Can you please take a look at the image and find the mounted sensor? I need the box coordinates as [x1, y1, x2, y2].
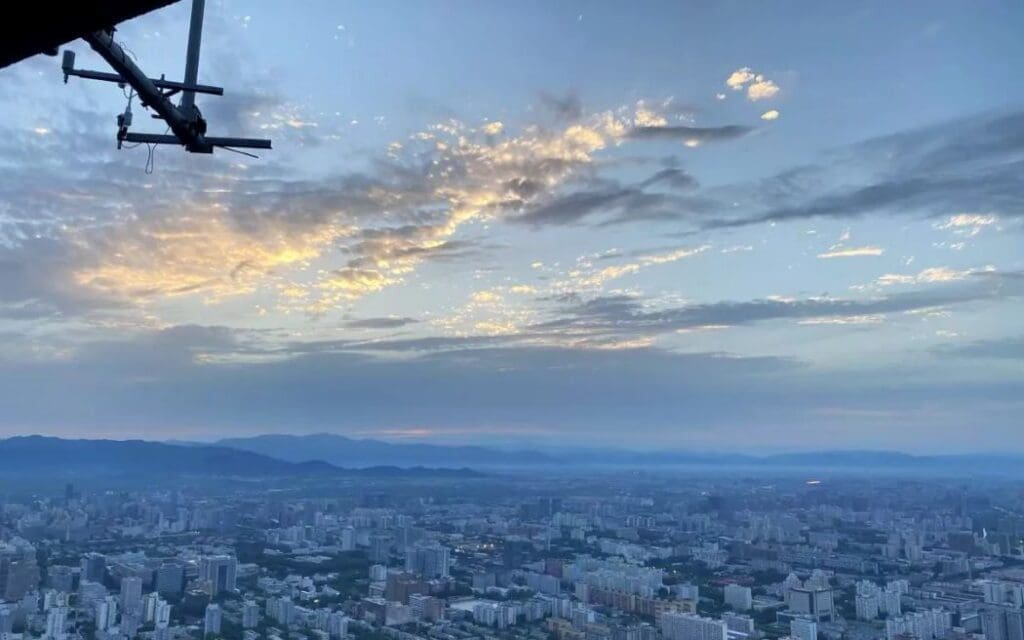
[61, 0, 271, 155]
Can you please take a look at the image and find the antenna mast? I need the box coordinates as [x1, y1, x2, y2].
[61, 0, 271, 155]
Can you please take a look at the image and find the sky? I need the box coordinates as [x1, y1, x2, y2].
[0, 0, 1022, 453]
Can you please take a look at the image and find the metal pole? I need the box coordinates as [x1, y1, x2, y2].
[180, 0, 206, 112]
[84, 30, 196, 147]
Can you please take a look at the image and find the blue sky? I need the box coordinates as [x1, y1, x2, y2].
[0, 1, 1022, 452]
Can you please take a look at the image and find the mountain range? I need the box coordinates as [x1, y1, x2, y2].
[1, 434, 1019, 478]
[0, 436, 480, 478]
[214, 433, 555, 468]
[214, 433, 1024, 475]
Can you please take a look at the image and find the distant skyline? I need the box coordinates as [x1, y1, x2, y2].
[0, 1, 1022, 453]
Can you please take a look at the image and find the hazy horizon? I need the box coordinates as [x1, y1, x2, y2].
[0, 430, 1019, 459]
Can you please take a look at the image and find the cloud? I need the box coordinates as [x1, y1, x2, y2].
[703, 110, 1024, 230]
[557, 245, 709, 290]
[760, 110, 780, 121]
[864, 265, 993, 289]
[342, 316, 419, 330]
[724, 67, 780, 101]
[726, 68, 756, 90]
[817, 246, 884, 259]
[797, 315, 884, 326]
[934, 213, 999, 237]
[0, 89, 750, 317]
[747, 79, 780, 101]
[937, 335, 1024, 361]
[536, 272, 1023, 340]
[481, 121, 504, 135]
[2, 318, 1020, 449]
[627, 124, 752, 146]
[511, 166, 704, 228]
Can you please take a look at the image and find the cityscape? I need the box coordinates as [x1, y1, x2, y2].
[0, 462, 1020, 640]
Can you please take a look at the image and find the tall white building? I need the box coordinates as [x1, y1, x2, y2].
[660, 612, 728, 640]
[143, 592, 161, 623]
[204, 604, 222, 637]
[886, 609, 952, 640]
[155, 600, 172, 629]
[327, 612, 349, 639]
[44, 607, 68, 640]
[120, 576, 143, 616]
[242, 601, 259, 629]
[95, 596, 119, 631]
[341, 527, 356, 551]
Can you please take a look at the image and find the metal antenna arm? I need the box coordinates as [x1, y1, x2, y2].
[83, 29, 213, 152]
[61, 0, 271, 157]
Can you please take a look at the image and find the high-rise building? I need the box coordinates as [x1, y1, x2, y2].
[660, 612, 728, 640]
[980, 607, 1022, 640]
[0, 605, 12, 634]
[81, 553, 106, 583]
[199, 556, 237, 596]
[78, 580, 107, 609]
[386, 572, 429, 604]
[791, 618, 817, 640]
[242, 601, 259, 629]
[885, 610, 953, 640]
[266, 596, 294, 626]
[789, 587, 834, 622]
[155, 600, 172, 629]
[369, 564, 388, 582]
[405, 544, 450, 578]
[45, 607, 68, 640]
[0, 540, 41, 601]
[120, 576, 143, 616]
[369, 534, 392, 563]
[327, 612, 349, 638]
[143, 593, 161, 623]
[341, 527, 356, 551]
[95, 596, 119, 631]
[722, 613, 755, 636]
[856, 594, 879, 621]
[985, 582, 1024, 609]
[204, 604, 222, 637]
[724, 584, 753, 611]
[156, 563, 185, 597]
[409, 594, 445, 621]
[4, 556, 40, 600]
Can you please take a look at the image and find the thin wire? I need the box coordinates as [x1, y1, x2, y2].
[217, 146, 260, 159]
[143, 125, 171, 174]
[117, 40, 138, 61]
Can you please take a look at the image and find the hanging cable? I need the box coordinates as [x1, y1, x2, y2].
[217, 146, 260, 159]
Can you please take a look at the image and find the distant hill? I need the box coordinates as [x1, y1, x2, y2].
[0, 436, 481, 478]
[213, 434, 1023, 476]
[214, 433, 554, 468]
